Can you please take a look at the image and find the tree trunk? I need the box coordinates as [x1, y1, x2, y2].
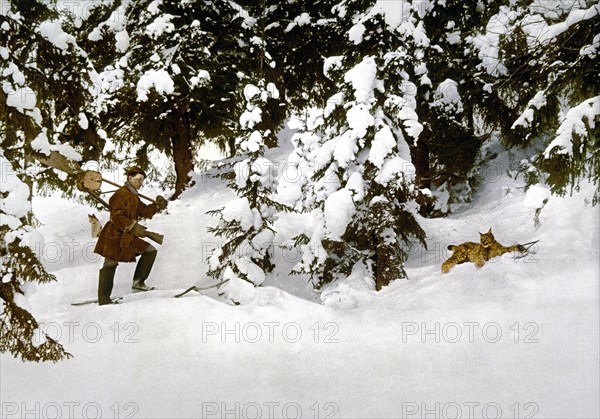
[413, 136, 431, 190]
[374, 237, 403, 291]
[171, 103, 194, 199]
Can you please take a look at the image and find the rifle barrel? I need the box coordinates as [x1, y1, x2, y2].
[101, 177, 157, 204]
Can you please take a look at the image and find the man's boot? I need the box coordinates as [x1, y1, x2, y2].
[132, 248, 157, 291]
[98, 266, 117, 305]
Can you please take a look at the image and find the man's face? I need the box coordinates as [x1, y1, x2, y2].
[128, 174, 145, 190]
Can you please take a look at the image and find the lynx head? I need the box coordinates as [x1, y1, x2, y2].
[479, 228, 496, 248]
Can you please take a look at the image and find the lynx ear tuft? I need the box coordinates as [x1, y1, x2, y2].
[488, 228, 492, 233]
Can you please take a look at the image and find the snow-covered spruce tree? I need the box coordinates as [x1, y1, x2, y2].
[0, 0, 103, 361]
[289, 1, 428, 292]
[205, 3, 292, 304]
[1, 1, 103, 196]
[468, 0, 599, 204]
[414, 0, 504, 216]
[89, 0, 245, 197]
[0, 156, 72, 362]
[206, 82, 287, 304]
[236, 0, 344, 113]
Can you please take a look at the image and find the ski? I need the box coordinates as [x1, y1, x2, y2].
[73, 282, 227, 305]
[72, 287, 157, 306]
[71, 296, 123, 306]
[132, 286, 156, 292]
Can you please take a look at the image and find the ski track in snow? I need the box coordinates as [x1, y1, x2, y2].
[1, 137, 599, 418]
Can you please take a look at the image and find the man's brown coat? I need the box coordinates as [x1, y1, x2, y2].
[94, 185, 159, 262]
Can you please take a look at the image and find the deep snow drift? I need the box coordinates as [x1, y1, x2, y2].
[1, 136, 598, 419]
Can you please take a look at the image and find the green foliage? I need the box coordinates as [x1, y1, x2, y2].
[0, 1, 98, 362]
[206, 81, 289, 289]
[466, 2, 599, 200]
[0, 230, 72, 362]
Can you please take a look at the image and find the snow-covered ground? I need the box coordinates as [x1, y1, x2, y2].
[1, 134, 598, 418]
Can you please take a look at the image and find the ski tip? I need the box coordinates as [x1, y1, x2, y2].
[71, 296, 123, 306]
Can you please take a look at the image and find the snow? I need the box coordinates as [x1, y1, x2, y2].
[375, 156, 416, 185]
[369, 124, 396, 168]
[333, 130, 358, 168]
[323, 55, 343, 79]
[324, 189, 355, 240]
[512, 91, 547, 129]
[524, 184, 551, 209]
[284, 12, 312, 33]
[346, 172, 365, 202]
[1, 140, 598, 418]
[535, 3, 599, 44]
[0, 180, 31, 220]
[348, 23, 366, 44]
[399, 104, 423, 140]
[3, 63, 24, 85]
[190, 70, 210, 88]
[239, 109, 262, 131]
[136, 68, 175, 101]
[321, 261, 375, 309]
[543, 96, 599, 157]
[353, 0, 426, 33]
[244, 84, 260, 101]
[0, 155, 46, 253]
[115, 30, 129, 52]
[236, 257, 266, 286]
[87, 27, 103, 41]
[1, 3, 599, 414]
[221, 271, 257, 304]
[4, 85, 37, 110]
[432, 79, 463, 114]
[234, 157, 274, 189]
[145, 14, 175, 38]
[469, 8, 512, 76]
[3, 64, 38, 110]
[147, 0, 162, 15]
[346, 103, 374, 136]
[472, 2, 598, 77]
[240, 131, 264, 153]
[38, 20, 76, 51]
[344, 57, 381, 103]
[0, 155, 31, 221]
[30, 130, 83, 161]
[266, 83, 279, 100]
[221, 197, 257, 232]
[580, 33, 599, 58]
[446, 30, 461, 44]
[78, 112, 89, 129]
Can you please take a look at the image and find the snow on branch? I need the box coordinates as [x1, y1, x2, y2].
[512, 91, 547, 129]
[543, 96, 599, 157]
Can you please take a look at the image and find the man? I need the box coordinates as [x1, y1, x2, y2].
[94, 166, 168, 305]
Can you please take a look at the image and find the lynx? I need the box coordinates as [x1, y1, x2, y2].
[88, 214, 102, 238]
[441, 228, 524, 273]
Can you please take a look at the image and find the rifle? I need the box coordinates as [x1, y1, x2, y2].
[144, 230, 164, 245]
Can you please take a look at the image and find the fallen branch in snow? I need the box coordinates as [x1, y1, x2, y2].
[173, 279, 231, 298]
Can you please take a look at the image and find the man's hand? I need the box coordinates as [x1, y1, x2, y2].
[130, 222, 148, 238]
[156, 195, 168, 210]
